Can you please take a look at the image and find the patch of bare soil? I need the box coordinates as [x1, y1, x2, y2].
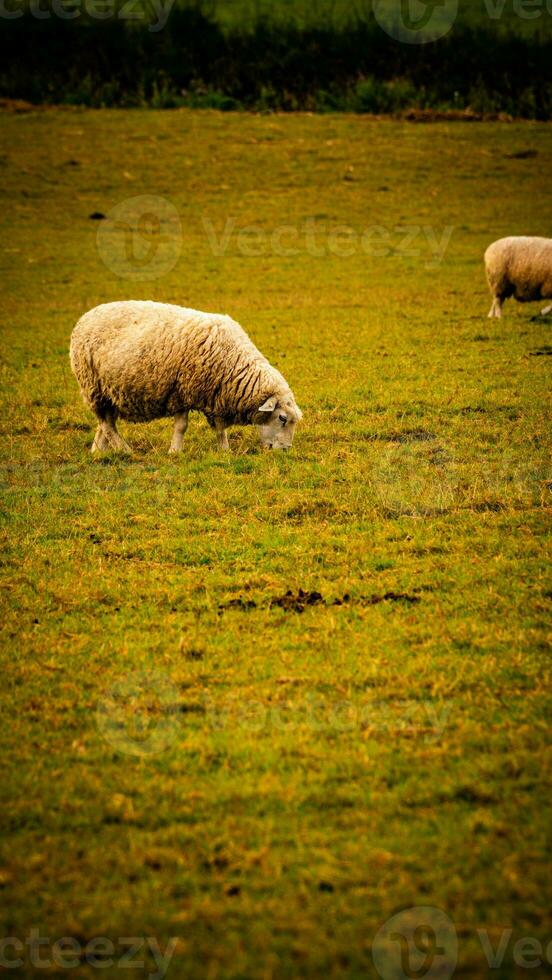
[399, 108, 513, 122]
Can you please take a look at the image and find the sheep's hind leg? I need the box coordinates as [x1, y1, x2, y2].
[540, 303, 552, 316]
[91, 423, 110, 454]
[214, 418, 229, 451]
[102, 410, 132, 453]
[169, 412, 189, 453]
[488, 297, 502, 318]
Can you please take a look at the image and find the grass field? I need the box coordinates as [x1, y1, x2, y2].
[203, 0, 552, 34]
[1, 107, 551, 978]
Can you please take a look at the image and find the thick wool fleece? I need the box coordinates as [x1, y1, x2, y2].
[70, 301, 296, 425]
[485, 236, 552, 303]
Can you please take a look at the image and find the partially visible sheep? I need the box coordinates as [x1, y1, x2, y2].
[70, 301, 302, 453]
[485, 236, 552, 318]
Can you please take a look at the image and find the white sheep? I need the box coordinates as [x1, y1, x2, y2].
[70, 301, 302, 453]
[485, 236, 552, 318]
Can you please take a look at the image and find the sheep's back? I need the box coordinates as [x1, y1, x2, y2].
[485, 237, 552, 300]
[70, 301, 268, 422]
[508, 238, 552, 298]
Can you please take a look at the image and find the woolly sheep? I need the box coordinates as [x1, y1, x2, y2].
[485, 236, 552, 318]
[70, 301, 302, 453]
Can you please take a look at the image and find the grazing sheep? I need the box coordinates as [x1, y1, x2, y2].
[70, 301, 302, 453]
[485, 236, 552, 318]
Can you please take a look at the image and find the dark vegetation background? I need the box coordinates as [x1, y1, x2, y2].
[1, 0, 551, 116]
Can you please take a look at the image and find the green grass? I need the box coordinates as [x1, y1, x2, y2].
[0, 108, 551, 978]
[199, 0, 552, 35]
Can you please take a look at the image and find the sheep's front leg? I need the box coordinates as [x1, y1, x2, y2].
[214, 418, 229, 451]
[541, 303, 552, 316]
[169, 412, 189, 454]
[488, 297, 502, 318]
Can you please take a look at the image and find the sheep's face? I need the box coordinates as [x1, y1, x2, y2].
[255, 395, 302, 450]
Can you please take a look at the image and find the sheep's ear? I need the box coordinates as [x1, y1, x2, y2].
[258, 396, 278, 414]
[295, 406, 303, 421]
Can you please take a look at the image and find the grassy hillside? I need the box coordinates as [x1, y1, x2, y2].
[0, 108, 551, 978]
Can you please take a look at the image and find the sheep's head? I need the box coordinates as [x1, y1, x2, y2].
[254, 395, 302, 450]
